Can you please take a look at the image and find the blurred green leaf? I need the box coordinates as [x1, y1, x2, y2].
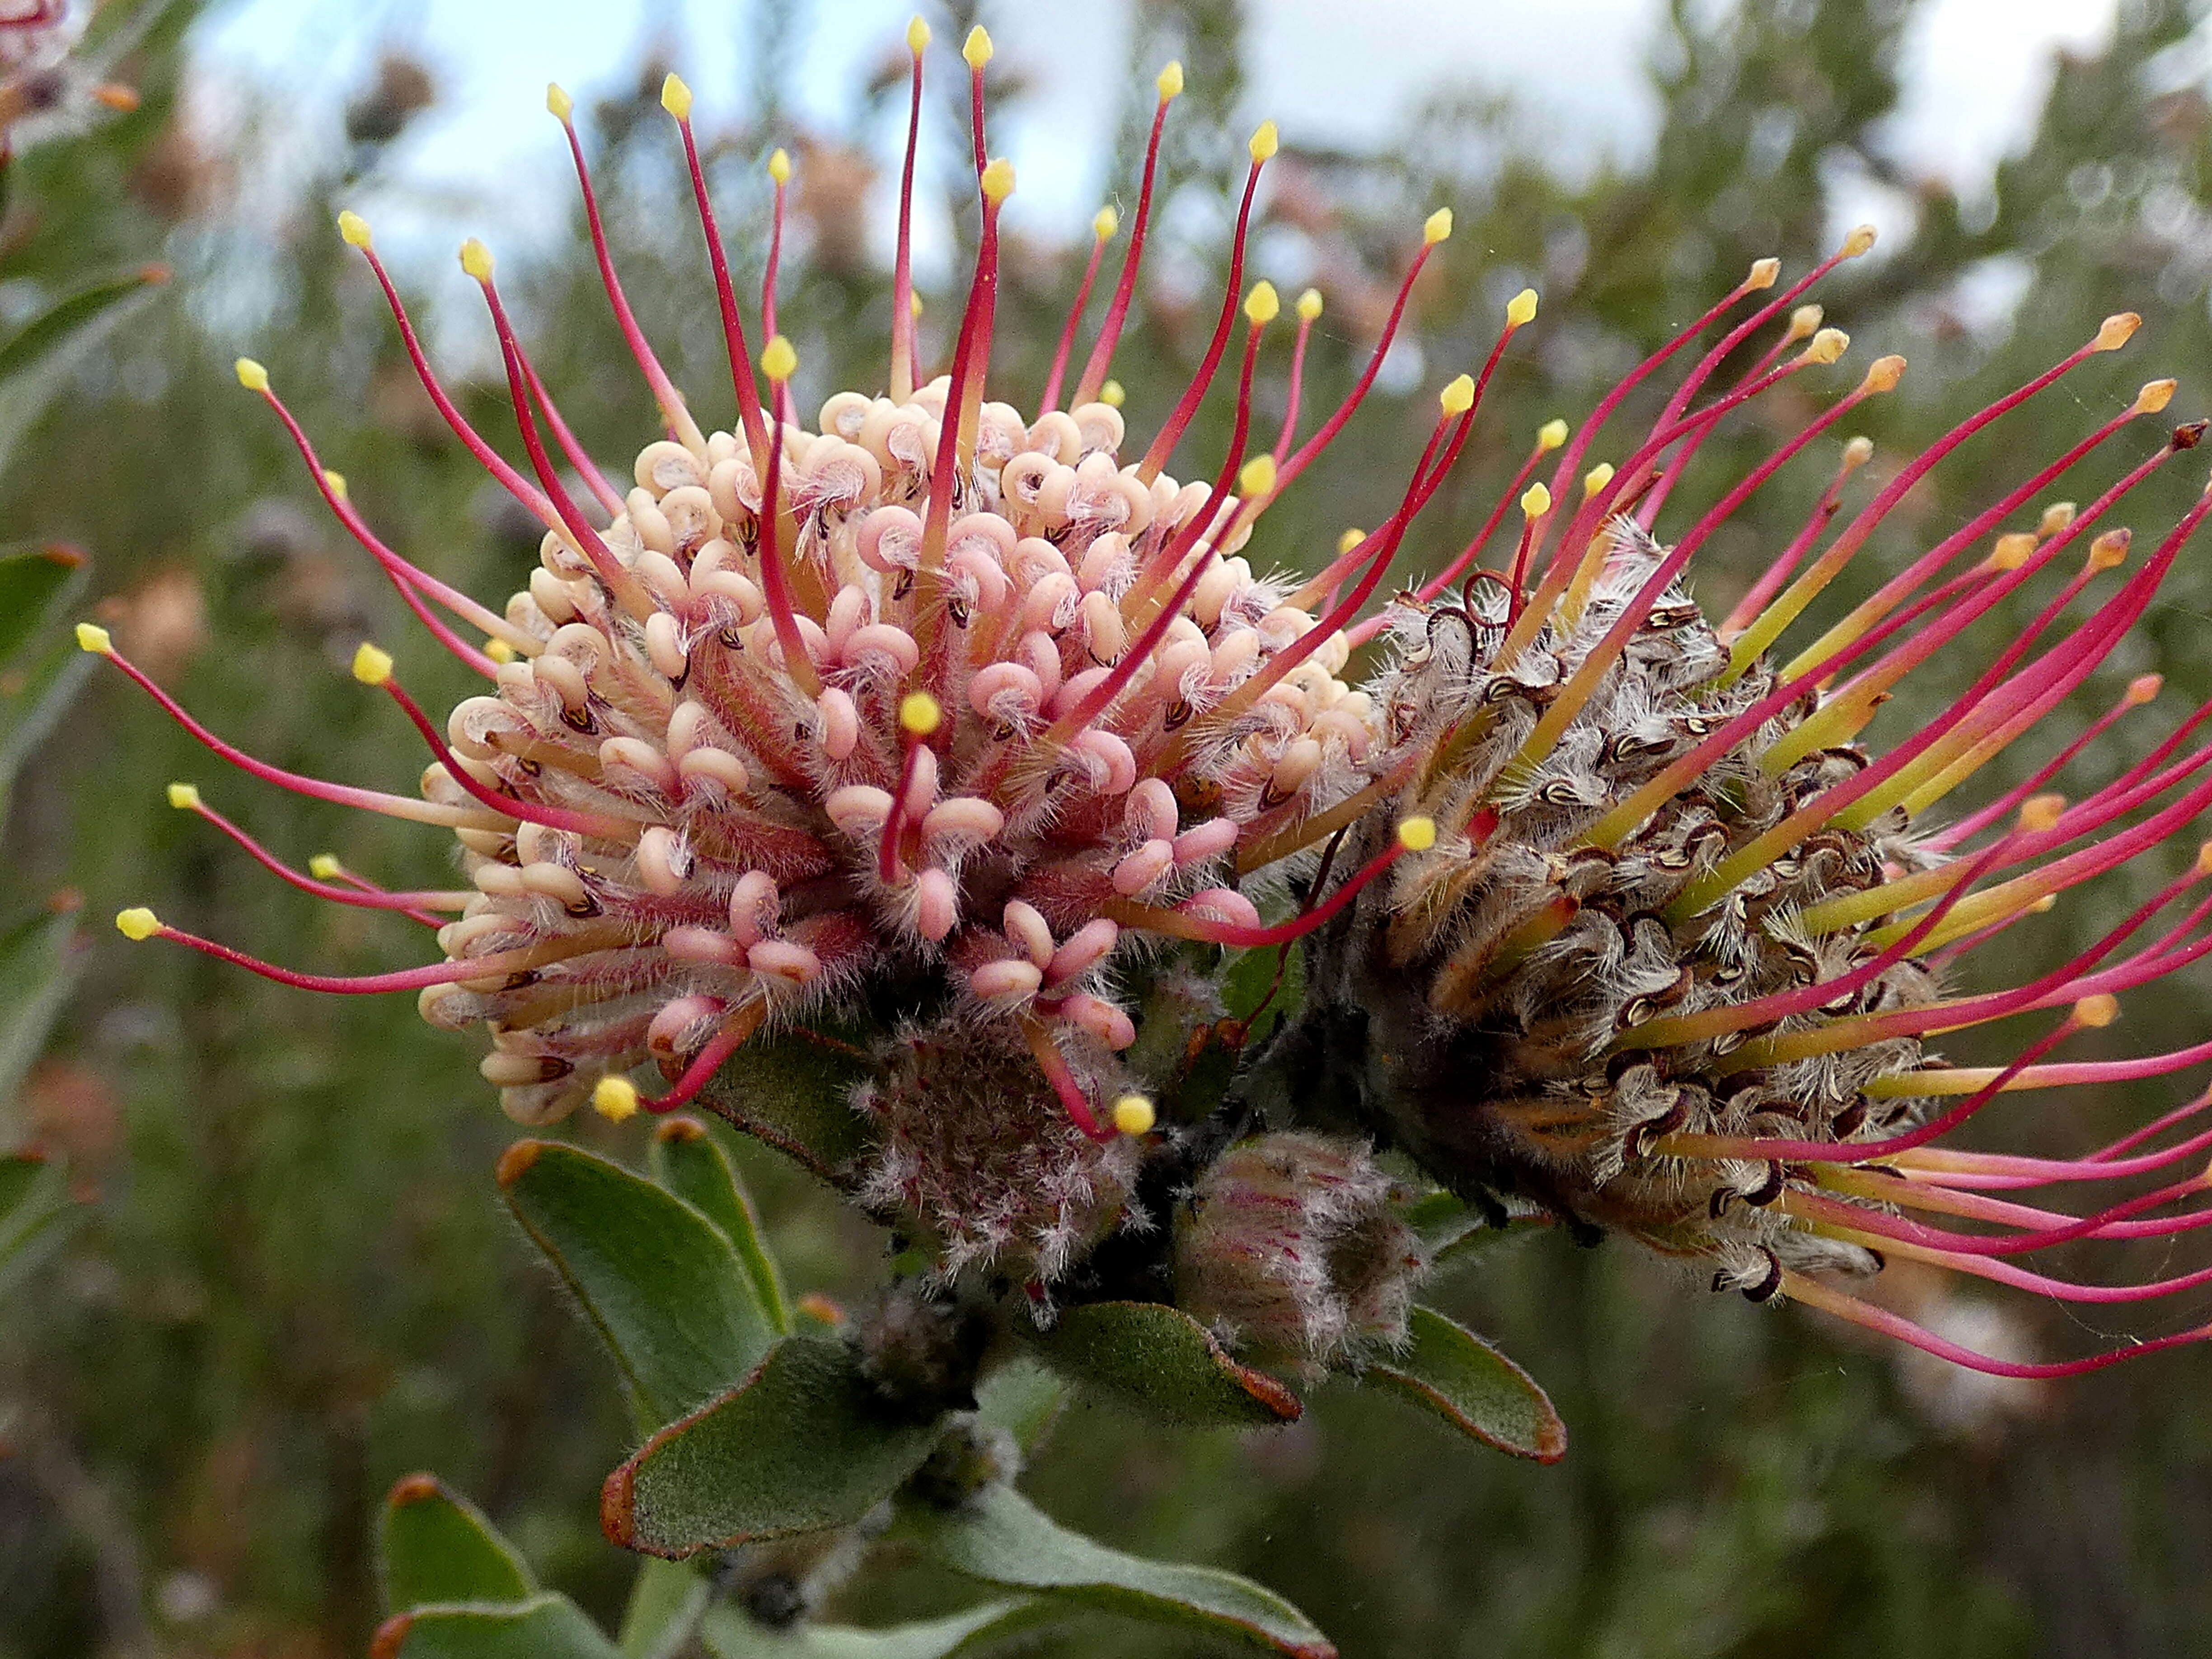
[1402, 1191, 1554, 1266]
[0, 542, 86, 663]
[1367, 1304, 1566, 1462]
[698, 1026, 876, 1181]
[0, 267, 168, 471]
[912, 1482, 1335, 1658]
[0, 907, 80, 1111]
[1032, 1301, 1301, 1428]
[0, 632, 94, 823]
[699, 1600, 1050, 1659]
[380, 1473, 536, 1611]
[602, 1335, 943, 1558]
[498, 1139, 779, 1428]
[370, 1593, 624, 1659]
[617, 1558, 710, 1658]
[0, 1149, 74, 1293]
[649, 1117, 789, 1336]
[972, 1353, 1066, 1455]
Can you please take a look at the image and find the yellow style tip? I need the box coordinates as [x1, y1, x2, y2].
[1295, 286, 1323, 321]
[1804, 327, 1850, 365]
[1537, 418, 1569, 452]
[1156, 60, 1184, 101]
[74, 622, 113, 655]
[1438, 373, 1476, 416]
[2018, 793, 2067, 833]
[1582, 461, 1615, 500]
[1099, 380, 1125, 407]
[234, 356, 269, 392]
[899, 689, 943, 737]
[308, 853, 344, 880]
[1248, 119, 1279, 162]
[351, 642, 394, 686]
[337, 209, 371, 248]
[1243, 280, 1281, 326]
[165, 782, 201, 811]
[592, 1075, 641, 1122]
[980, 155, 1016, 202]
[906, 15, 931, 54]
[1397, 815, 1438, 853]
[1746, 256, 1781, 291]
[545, 82, 573, 122]
[1111, 1093, 1157, 1136]
[1841, 223, 1878, 257]
[963, 24, 994, 68]
[1423, 206, 1453, 244]
[1504, 287, 1538, 327]
[2095, 312, 2141, 352]
[1520, 481, 1552, 519]
[115, 907, 161, 942]
[1336, 527, 1367, 556]
[1987, 531, 2036, 572]
[760, 334, 798, 382]
[768, 147, 791, 185]
[1787, 304, 1823, 341]
[486, 637, 516, 664]
[459, 238, 494, 281]
[1092, 205, 1119, 242]
[2136, 377, 2178, 415]
[1862, 355, 1906, 394]
[1237, 455, 1277, 500]
[2128, 672, 2163, 706]
[1842, 434, 1875, 467]
[660, 72, 693, 121]
[2074, 993, 2119, 1028]
[322, 469, 347, 501]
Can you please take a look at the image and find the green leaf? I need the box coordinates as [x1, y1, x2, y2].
[498, 1140, 778, 1429]
[697, 1026, 876, 1181]
[0, 267, 167, 471]
[699, 1600, 1050, 1659]
[972, 1354, 1066, 1455]
[380, 1473, 535, 1611]
[370, 1593, 624, 1659]
[1401, 1192, 1552, 1267]
[617, 1558, 709, 1659]
[0, 1150, 75, 1294]
[1366, 1305, 1565, 1462]
[0, 907, 83, 1110]
[1032, 1302, 1301, 1428]
[602, 1335, 943, 1559]
[0, 634, 94, 821]
[0, 542, 86, 665]
[649, 1118, 789, 1336]
[913, 1483, 1334, 1658]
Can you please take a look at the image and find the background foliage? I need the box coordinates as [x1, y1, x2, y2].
[6, 0, 2212, 1653]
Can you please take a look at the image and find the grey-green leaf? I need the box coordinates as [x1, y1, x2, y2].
[380, 1473, 536, 1612]
[0, 543, 86, 665]
[617, 1558, 710, 1659]
[649, 1118, 789, 1336]
[602, 1335, 942, 1558]
[972, 1354, 1066, 1455]
[498, 1139, 778, 1429]
[914, 1483, 1334, 1658]
[1367, 1304, 1566, 1462]
[698, 1599, 1050, 1658]
[697, 1026, 876, 1181]
[0, 907, 83, 1110]
[1033, 1301, 1300, 1428]
[370, 1593, 624, 1659]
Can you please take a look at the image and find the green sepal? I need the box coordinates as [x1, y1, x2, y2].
[648, 1118, 789, 1336]
[370, 1593, 624, 1659]
[909, 1482, 1334, 1658]
[699, 1599, 1051, 1658]
[1032, 1301, 1300, 1428]
[497, 1139, 778, 1429]
[380, 1473, 535, 1612]
[697, 1026, 876, 1181]
[601, 1335, 942, 1558]
[1366, 1304, 1565, 1462]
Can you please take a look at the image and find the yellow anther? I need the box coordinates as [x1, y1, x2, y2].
[1249, 119, 1279, 162]
[660, 72, 693, 121]
[75, 622, 112, 655]
[351, 642, 394, 686]
[768, 147, 791, 185]
[592, 1075, 641, 1122]
[545, 83, 573, 122]
[1746, 256, 1781, 290]
[906, 15, 931, 53]
[337, 210, 371, 248]
[1804, 327, 1849, 364]
[1861, 355, 1906, 394]
[323, 469, 347, 501]
[1582, 462, 1615, 500]
[2095, 312, 2141, 352]
[2074, 993, 2119, 1028]
[2136, 378, 2177, 415]
[1520, 481, 1552, 519]
[2018, 792, 2066, 833]
[910, 291, 924, 319]
[165, 783, 201, 811]
[2030, 895, 2057, 914]
[1787, 304, 1823, 341]
[1111, 1093, 1157, 1136]
[1842, 435, 1874, 467]
[1157, 61, 1184, 100]
[760, 334, 798, 382]
[1092, 206, 1119, 242]
[115, 907, 160, 942]
[1397, 815, 1438, 853]
[1841, 223, 1877, 257]
[1537, 418, 1569, 452]
[980, 156, 1016, 202]
[1423, 207, 1453, 244]
[1100, 380, 1125, 408]
[1295, 287, 1323, 321]
[963, 25, 993, 68]
[309, 853, 344, 880]
[1988, 532, 2036, 571]
[1237, 455, 1277, 500]
[1505, 287, 1538, 327]
[2128, 673, 2163, 705]
[1337, 528, 1366, 556]
[2089, 528, 2132, 571]
[1244, 280, 1280, 326]
[2039, 502, 2076, 536]
[459, 239, 493, 281]
[1439, 373, 1476, 416]
[900, 689, 943, 737]
[234, 357, 269, 392]
[486, 637, 516, 664]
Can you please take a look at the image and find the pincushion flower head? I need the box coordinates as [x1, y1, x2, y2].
[89, 20, 2212, 1379]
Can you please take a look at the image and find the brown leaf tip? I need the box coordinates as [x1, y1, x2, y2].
[598, 1461, 636, 1547]
[494, 1140, 545, 1187]
[653, 1115, 708, 1143]
[385, 1471, 443, 1507]
[368, 1613, 414, 1659]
